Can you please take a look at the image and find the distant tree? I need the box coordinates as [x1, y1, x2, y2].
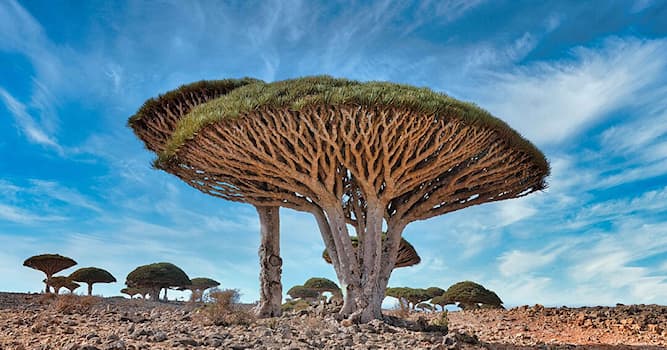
[416, 302, 434, 312]
[303, 277, 341, 301]
[385, 287, 432, 310]
[287, 285, 319, 302]
[23, 254, 77, 293]
[443, 281, 503, 310]
[63, 280, 80, 294]
[43, 276, 73, 294]
[426, 287, 445, 298]
[69, 267, 117, 296]
[179, 277, 220, 302]
[430, 294, 454, 311]
[121, 287, 148, 299]
[125, 262, 190, 301]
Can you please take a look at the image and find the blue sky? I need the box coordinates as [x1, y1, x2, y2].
[1, 0, 667, 306]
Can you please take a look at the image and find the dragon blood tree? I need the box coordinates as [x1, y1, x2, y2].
[128, 78, 284, 317]
[129, 76, 549, 322]
[43, 276, 73, 294]
[179, 277, 220, 302]
[69, 267, 117, 296]
[24, 254, 77, 293]
[303, 277, 342, 301]
[125, 262, 190, 301]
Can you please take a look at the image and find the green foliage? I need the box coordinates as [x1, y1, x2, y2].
[303, 277, 340, 294]
[443, 281, 503, 309]
[155, 76, 549, 177]
[287, 285, 319, 300]
[426, 287, 445, 298]
[431, 294, 454, 308]
[69, 267, 116, 284]
[125, 262, 190, 289]
[128, 78, 260, 127]
[430, 309, 449, 331]
[189, 277, 221, 290]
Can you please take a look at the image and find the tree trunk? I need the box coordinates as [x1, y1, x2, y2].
[163, 288, 168, 301]
[149, 288, 160, 301]
[254, 205, 283, 318]
[44, 273, 52, 294]
[87, 283, 93, 296]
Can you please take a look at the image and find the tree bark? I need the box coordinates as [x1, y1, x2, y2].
[254, 205, 283, 318]
[163, 287, 168, 301]
[87, 283, 93, 296]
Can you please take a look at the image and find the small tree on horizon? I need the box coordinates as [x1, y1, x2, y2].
[179, 277, 221, 302]
[43, 276, 76, 294]
[287, 285, 319, 302]
[23, 254, 77, 293]
[443, 281, 503, 310]
[125, 262, 190, 301]
[303, 277, 342, 302]
[69, 267, 117, 296]
[385, 287, 432, 311]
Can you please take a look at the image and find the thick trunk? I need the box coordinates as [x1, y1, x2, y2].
[44, 273, 52, 294]
[149, 287, 160, 301]
[254, 205, 283, 318]
[87, 283, 93, 296]
[163, 288, 168, 301]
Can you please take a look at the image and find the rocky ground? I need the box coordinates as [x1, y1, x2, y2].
[0, 292, 665, 350]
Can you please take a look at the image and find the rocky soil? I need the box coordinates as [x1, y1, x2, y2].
[1, 293, 665, 350]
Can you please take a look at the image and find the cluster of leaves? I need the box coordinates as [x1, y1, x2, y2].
[286, 277, 341, 305]
[194, 288, 254, 326]
[441, 281, 503, 310]
[23, 254, 116, 296]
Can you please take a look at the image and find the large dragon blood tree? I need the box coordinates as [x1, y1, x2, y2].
[129, 76, 549, 323]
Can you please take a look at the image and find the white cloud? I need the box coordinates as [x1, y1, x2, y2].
[477, 37, 667, 145]
[0, 88, 63, 152]
[0, 203, 66, 224]
[498, 249, 560, 277]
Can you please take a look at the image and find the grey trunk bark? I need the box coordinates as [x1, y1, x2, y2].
[254, 205, 283, 318]
[87, 283, 93, 296]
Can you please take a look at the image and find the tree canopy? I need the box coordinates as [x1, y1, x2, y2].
[69, 267, 117, 295]
[287, 285, 319, 300]
[43, 276, 77, 294]
[443, 281, 503, 310]
[385, 287, 432, 310]
[125, 262, 190, 301]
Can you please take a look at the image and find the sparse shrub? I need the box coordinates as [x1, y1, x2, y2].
[51, 294, 100, 314]
[194, 288, 254, 326]
[430, 309, 448, 331]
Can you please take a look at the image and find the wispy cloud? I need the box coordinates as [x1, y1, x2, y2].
[0, 87, 63, 153]
[475, 37, 667, 145]
[0, 203, 66, 224]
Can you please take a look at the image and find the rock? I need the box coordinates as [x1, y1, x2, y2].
[172, 337, 199, 346]
[150, 331, 167, 342]
[103, 341, 125, 350]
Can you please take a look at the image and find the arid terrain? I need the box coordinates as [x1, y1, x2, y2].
[1, 292, 665, 350]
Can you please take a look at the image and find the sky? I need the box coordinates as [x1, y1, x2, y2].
[1, 0, 667, 307]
